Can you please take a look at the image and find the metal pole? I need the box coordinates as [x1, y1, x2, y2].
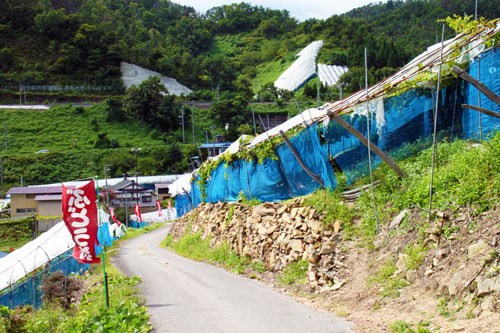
[4, 110, 7, 152]
[19, 82, 21, 105]
[0, 158, 3, 199]
[478, 55, 482, 140]
[317, 69, 320, 107]
[103, 164, 111, 208]
[429, 24, 446, 216]
[475, 0, 478, 20]
[251, 107, 257, 135]
[181, 108, 185, 143]
[191, 107, 195, 144]
[95, 176, 110, 308]
[365, 48, 380, 234]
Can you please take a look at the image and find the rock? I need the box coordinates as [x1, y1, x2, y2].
[333, 220, 341, 234]
[468, 240, 491, 259]
[406, 270, 417, 283]
[331, 280, 346, 290]
[276, 205, 288, 215]
[448, 271, 463, 296]
[396, 254, 408, 271]
[290, 207, 300, 219]
[320, 242, 335, 255]
[480, 296, 496, 312]
[476, 277, 500, 297]
[389, 209, 408, 229]
[282, 213, 293, 224]
[290, 239, 304, 252]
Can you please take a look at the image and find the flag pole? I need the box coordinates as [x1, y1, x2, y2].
[95, 176, 110, 308]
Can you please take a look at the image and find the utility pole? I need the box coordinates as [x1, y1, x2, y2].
[209, 126, 216, 157]
[0, 159, 3, 199]
[191, 107, 195, 144]
[180, 108, 185, 143]
[4, 110, 7, 152]
[317, 68, 320, 108]
[252, 107, 257, 135]
[103, 164, 112, 208]
[131, 148, 141, 206]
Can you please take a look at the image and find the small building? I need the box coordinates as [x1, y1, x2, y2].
[155, 183, 172, 201]
[198, 142, 232, 158]
[7, 186, 62, 218]
[108, 177, 157, 208]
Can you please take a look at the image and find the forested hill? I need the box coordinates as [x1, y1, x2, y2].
[1, 0, 499, 97]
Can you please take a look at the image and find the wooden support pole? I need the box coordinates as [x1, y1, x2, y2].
[278, 130, 325, 187]
[327, 111, 407, 178]
[452, 65, 500, 107]
[462, 104, 500, 119]
[182, 187, 194, 208]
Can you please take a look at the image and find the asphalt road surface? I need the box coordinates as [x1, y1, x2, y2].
[112, 224, 353, 333]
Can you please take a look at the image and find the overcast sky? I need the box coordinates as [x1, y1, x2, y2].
[173, 0, 388, 21]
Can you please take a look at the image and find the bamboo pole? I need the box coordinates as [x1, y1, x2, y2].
[278, 130, 324, 187]
[326, 111, 407, 178]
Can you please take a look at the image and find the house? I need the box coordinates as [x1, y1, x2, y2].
[198, 142, 232, 158]
[7, 186, 62, 218]
[108, 177, 157, 208]
[155, 183, 172, 201]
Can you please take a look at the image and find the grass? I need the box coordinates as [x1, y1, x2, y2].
[277, 260, 309, 285]
[4, 104, 164, 153]
[161, 232, 255, 274]
[369, 259, 409, 298]
[389, 320, 431, 333]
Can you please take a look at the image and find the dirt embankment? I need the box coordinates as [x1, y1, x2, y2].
[171, 201, 500, 332]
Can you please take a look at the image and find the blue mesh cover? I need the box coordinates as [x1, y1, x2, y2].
[175, 193, 192, 218]
[275, 123, 337, 195]
[0, 250, 89, 308]
[463, 49, 500, 139]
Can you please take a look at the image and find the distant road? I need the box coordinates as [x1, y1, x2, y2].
[112, 225, 353, 333]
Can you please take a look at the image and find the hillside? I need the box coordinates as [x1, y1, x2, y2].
[2, 0, 500, 95]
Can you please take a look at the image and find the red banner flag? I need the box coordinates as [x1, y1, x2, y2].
[167, 200, 173, 211]
[109, 207, 122, 227]
[135, 204, 142, 222]
[156, 201, 162, 217]
[62, 181, 101, 264]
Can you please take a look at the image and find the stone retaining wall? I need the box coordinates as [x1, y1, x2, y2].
[170, 199, 346, 290]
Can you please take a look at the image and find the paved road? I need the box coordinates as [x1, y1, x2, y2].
[112, 225, 352, 333]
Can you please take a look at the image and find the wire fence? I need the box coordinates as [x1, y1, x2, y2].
[1, 84, 121, 92]
[0, 249, 89, 309]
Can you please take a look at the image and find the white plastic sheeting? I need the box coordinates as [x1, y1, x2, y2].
[274, 41, 323, 92]
[0, 222, 73, 291]
[0, 210, 115, 291]
[168, 173, 193, 197]
[130, 208, 176, 223]
[121, 62, 192, 96]
[0, 105, 50, 110]
[317, 64, 349, 87]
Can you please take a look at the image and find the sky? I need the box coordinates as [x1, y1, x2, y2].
[173, 0, 388, 21]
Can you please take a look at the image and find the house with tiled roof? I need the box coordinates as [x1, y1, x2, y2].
[7, 186, 63, 218]
[108, 177, 156, 208]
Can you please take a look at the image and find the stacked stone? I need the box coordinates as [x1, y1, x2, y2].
[170, 199, 346, 290]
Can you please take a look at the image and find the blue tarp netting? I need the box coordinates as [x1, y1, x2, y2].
[463, 48, 500, 139]
[0, 250, 89, 308]
[177, 49, 500, 217]
[0, 223, 112, 308]
[175, 193, 192, 218]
